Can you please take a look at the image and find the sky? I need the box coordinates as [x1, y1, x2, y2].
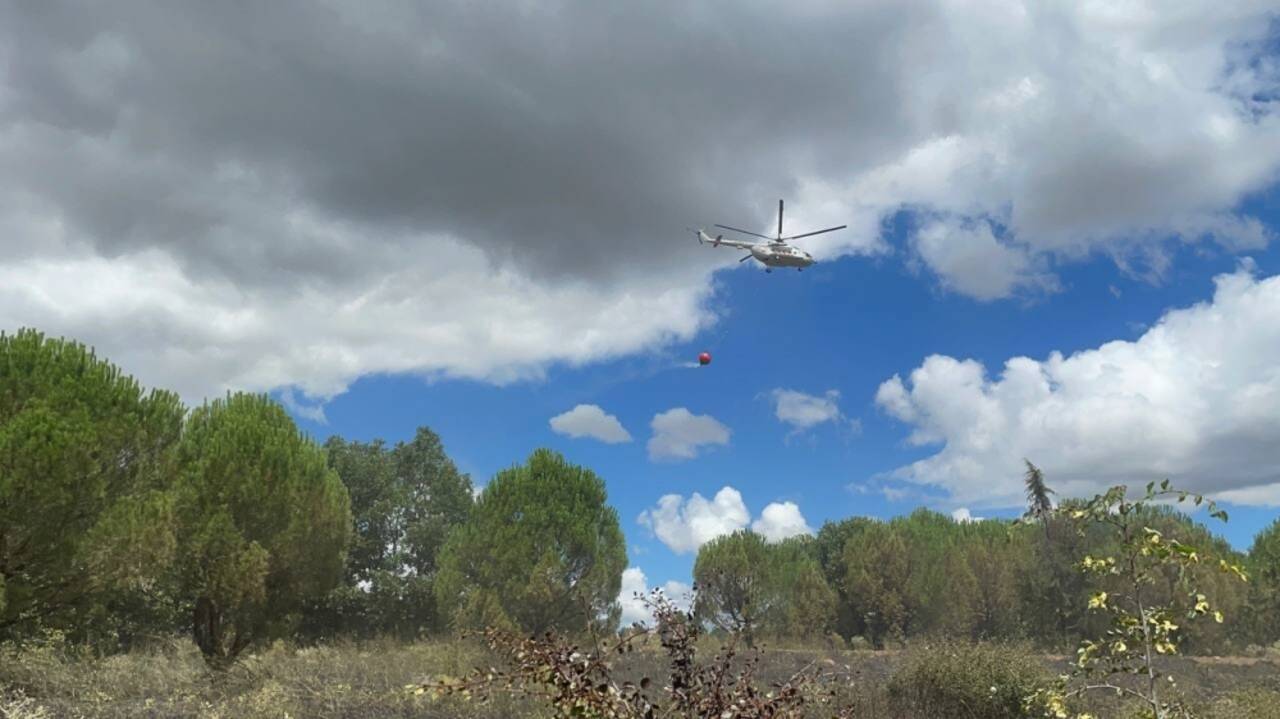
[2, 1, 1279, 623]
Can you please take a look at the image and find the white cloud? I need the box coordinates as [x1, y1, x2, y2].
[876, 267, 1280, 507]
[549, 404, 632, 444]
[638, 488, 817, 552]
[751, 502, 815, 542]
[618, 568, 649, 628]
[912, 219, 1057, 301]
[278, 387, 327, 424]
[0, 242, 713, 406]
[1214, 483, 1280, 507]
[618, 567, 693, 627]
[769, 389, 846, 432]
[647, 408, 730, 462]
[637, 487, 750, 554]
[951, 508, 983, 523]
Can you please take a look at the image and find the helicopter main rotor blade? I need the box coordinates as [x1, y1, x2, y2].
[715, 224, 774, 241]
[739, 254, 753, 262]
[782, 225, 847, 241]
[778, 199, 784, 238]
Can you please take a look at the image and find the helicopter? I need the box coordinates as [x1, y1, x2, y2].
[694, 199, 846, 272]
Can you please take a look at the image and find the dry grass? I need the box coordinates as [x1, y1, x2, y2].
[1, 636, 543, 718]
[1, 635, 1276, 718]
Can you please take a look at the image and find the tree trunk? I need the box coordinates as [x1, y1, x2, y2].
[193, 596, 232, 669]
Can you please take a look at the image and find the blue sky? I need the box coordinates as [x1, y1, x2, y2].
[289, 190, 1280, 591]
[3, 2, 1279, 605]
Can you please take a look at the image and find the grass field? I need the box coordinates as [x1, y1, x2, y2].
[3, 637, 1279, 718]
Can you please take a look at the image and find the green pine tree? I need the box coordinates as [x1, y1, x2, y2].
[0, 329, 184, 644]
[433, 449, 625, 636]
[175, 392, 351, 666]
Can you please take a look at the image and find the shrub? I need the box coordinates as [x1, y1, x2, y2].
[1206, 688, 1280, 719]
[416, 591, 860, 718]
[847, 635, 873, 652]
[886, 640, 1056, 719]
[0, 691, 52, 719]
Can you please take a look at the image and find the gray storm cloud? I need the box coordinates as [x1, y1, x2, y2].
[1, 1, 1277, 402]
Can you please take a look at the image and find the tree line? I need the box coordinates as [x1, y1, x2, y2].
[0, 329, 624, 665]
[2, 328, 1279, 666]
[697, 498, 1275, 654]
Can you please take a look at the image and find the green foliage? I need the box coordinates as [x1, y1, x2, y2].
[814, 516, 876, 639]
[887, 640, 1057, 719]
[1024, 460, 1055, 525]
[969, 532, 1029, 640]
[831, 511, 1044, 647]
[773, 541, 839, 640]
[9, 325, 1280, 676]
[433, 448, 626, 636]
[1245, 519, 1280, 646]
[174, 393, 351, 666]
[1028, 480, 1250, 719]
[693, 530, 775, 643]
[0, 329, 184, 645]
[842, 521, 912, 648]
[692, 532, 837, 644]
[304, 427, 473, 639]
[935, 549, 981, 638]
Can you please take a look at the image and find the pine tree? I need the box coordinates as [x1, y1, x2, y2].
[0, 329, 184, 644]
[175, 392, 351, 666]
[843, 524, 912, 648]
[1023, 460, 1055, 538]
[433, 449, 626, 636]
[1246, 519, 1280, 645]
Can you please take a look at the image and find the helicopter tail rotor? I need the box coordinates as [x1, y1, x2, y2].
[690, 228, 726, 247]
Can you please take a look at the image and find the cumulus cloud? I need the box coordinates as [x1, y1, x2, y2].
[951, 508, 983, 523]
[637, 487, 750, 554]
[751, 502, 815, 542]
[549, 404, 632, 444]
[647, 408, 730, 461]
[638, 488, 815, 553]
[618, 567, 692, 627]
[876, 267, 1280, 507]
[1, 1, 1277, 401]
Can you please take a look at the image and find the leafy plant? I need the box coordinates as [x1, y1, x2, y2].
[1025, 480, 1250, 719]
[303, 427, 473, 639]
[887, 640, 1056, 719]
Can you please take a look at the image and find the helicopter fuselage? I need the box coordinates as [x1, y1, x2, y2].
[752, 243, 814, 268]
